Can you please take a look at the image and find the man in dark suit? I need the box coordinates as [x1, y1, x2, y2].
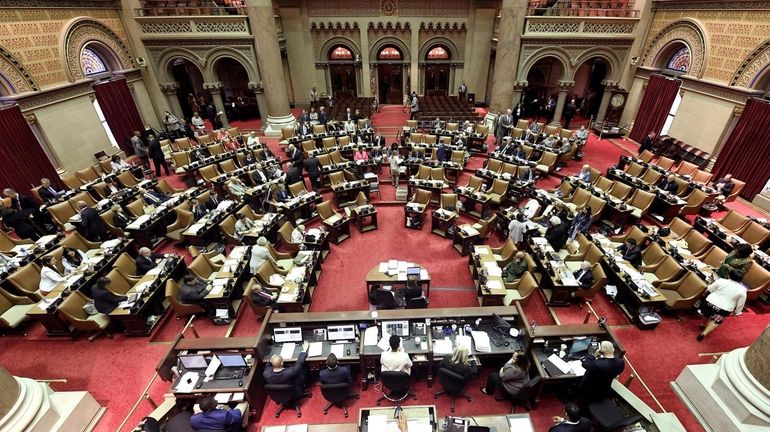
[713, 174, 736, 197]
[136, 247, 163, 276]
[657, 174, 679, 193]
[252, 164, 269, 185]
[580, 341, 625, 400]
[264, 341, 310, 397]
[285, 162, 303, 188]
[0, 206, 39, 240]
[638, 132, 656, 155]
[549, 403, 591, 432]
[318, 107, 328, 125]
[303, 156, 321, 191]
[545, 216, 568, 251]
[92, 277, 128, 314]
[572, 261, 594, 289]
[76, 201, 108, 241]
[191, 200, 208, 220]
[205, 191, 222, 210]
[179, 275, 212, 315]
[287, 144, 303, 167]
[617, 238, 643, 267]
[319, 353, 351, 385]
[147, 134, 170, 177]
[38, 178, 64, 203]
[4, 188, 51, 234]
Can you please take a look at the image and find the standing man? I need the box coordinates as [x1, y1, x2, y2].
[579, 341, 625, 400]
[304, 155, 321, 191]
[638, 131, 656, 155]
[496, 109, 514, 146]
[147, 134, 170, 177]
[131, 131, 149, 168]
[309, 87, 318, 109]
[563, 99, 577, 129]
[409, 92, 420, 120]
[163, 111, 181, 139]
[458, 81, 468, 102]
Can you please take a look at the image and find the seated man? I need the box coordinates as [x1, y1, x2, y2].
[549, 402, 591, 432]
[264, 341, 310, 396]
[139, 188, 169, 206]
[617, 238, 643, 267]
[399, 274, 423, 304]
[319, 353, 351, 384]
[249, 283, 282, 312]
[657, 174, 679, 193]
[136, 247, 164, 275]
[502, 252, 528, 283]
[233, 213, 256, 241]
[572, 261, 594, 290]
[712, 174, 736, 204]
[180, 274, 212, 315]
[544, 216, 568, 251]
[190, 395, 247, 432]
[574, 126, 589, 145]
[39, 177, 65, 203]
[380, 335, 412, 375]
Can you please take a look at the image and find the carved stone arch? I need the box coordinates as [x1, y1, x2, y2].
[60, 17, 133, 82]
[731, 38, 770, 88]
[572, 47, 622, 82]
[0, 45, 38, 93]
[641, 19, 708, 78]
[156, 48, 206, 82]
[319, 37, 361, 62]
[205, 47, 259, 83]
[518, 47, 572, 81]
[369, 37, 410, 62]
[418, 37, 460, 61]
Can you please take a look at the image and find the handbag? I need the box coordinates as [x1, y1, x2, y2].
[82, 301, 98, 316]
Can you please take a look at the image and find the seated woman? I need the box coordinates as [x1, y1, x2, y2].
[576, 164, 592, 182]
[110, 155, 131, 173]
[91, 277, 128, 314]
[233, 213, 256, 241]
[481, 351, 529, 396]
[502, 252, 528, 283]
[227, 177, 248, 199]
[61, 246, 88, 274]
[716, 243, 753, 279]
[439, 345, 478, 380]
[39, 256, 65, 295]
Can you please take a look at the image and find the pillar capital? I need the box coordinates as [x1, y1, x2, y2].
[202, 81, 224, 93]
[733, 105, 744, 117]
[159, 82, 179, 94]
[514, 80, 528, 91]
[601, 79, 620, 89]
[558, 80, 575, 90]
[248, 81, 264, 94]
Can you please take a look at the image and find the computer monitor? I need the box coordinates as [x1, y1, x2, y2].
[179, 354, 207, 370]
[327, 324, 356, 341]
[407, 267, 420, 277]
[383, 320, 410, 337]
[218, 354, 247, 368]
[273, 327, 303, 343]
[568, 338, 593, 356]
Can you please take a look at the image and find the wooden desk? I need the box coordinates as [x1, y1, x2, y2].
[453, 224, 480, 256]
[456, 186, 490, 219]
[430, 209, 458, 238]
[183, 201, 241, 245]
[365, 262, 431, 299]
[350, 205, 378, 233]
[331, 180, 370, 206]
[270, 192, 322, 226]
[527, 237, 581, 306]
[240, 212, 285, 245]
[469, 245, 506, 306]
[124, 190, 202, 248]
[407, 179, 447, 204]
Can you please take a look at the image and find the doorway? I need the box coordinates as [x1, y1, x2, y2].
[170, 58, 205, 119]
[423, 45, 451, 96]
[377, 46, 404, 104]
[329, 45, 357, 98]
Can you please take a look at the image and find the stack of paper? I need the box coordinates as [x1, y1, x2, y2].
[455, 335, 472, 352]
[377, 332, 393, 351]
[280, 343, 296, 359]
[363, 326, 379, 346]
[568, 360, 586, 376]
[547, 354, 572, 374]
[307, 342, 323, 357]
[433, 338, 453, 355]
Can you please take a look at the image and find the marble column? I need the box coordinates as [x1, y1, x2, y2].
[550, 80, 574, 127]
[203, 82, 228, 128]
[360, 30, 371, 97]
[596, 79, 619, 124]
[513, 81, 528, 107]
[248, 81, 269, 128]
[245, 0, 295, 136]
[488, 0, 528, 113]
[159, 82, 183, 119]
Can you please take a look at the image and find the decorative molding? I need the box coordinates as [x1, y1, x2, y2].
[248, 81, 264, 94]
[0, 46, 38, 94]
[558, 80, 576, 89]
[521, 37, 633, 46]
[202, 81, 224, 92]
[310, 22, 360, 31]
[653, 1, 770, 10]
[23, 113, 37, 124]
[89, 94, 96, 102]
[419, 22, 467, 33]
[733, 106, 744, 117]
[514, 81, 529, 90]
[731, 38, 770, 88]
[640, 20, 707, 78]
[0, 0, 119, 7]
[63, 18, 134, 82]
[601, 79, 620, 89]
[634, 67, 760, 105]
[525, 18, 637, 36]
[159, 82, 179, 94]
[1, 80, 95, 111]
[381, 0, 397, 17]
[137, 17, 250, 36]
[142, 38, 255, 47]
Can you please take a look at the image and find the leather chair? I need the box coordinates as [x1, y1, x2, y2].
[61, 173, 83, 189]
[47, 201, 78, 232]
[105, 269, 137, 295]
[189, 254, 222, 280]
[639, 169, 662, 185]
[716, 210, 750, 233]
[188, 245, 226, 266]
[199, 165, 222, 184]
[328, 171, 345, 187]
[673, 161, 698, 177]
[165, 279, 204, 318]
[59, 291, 112, 341]
[743, 263, 770, 301]
[266, 244, 295, 272]
[738, 222, 770, 247]
[548, 181, 574, 197]
[503, 271, 537, 306]
[172, 152, 190, 174]
[655, 156, 675, 171]
[610, 226, 648, 246]
[218, 215, 239, 243]
[491, 239, 517, 267]
[587, 167, 602, 184]
[7, 263, 42, 301]
[76, 166, 100, 183]
[564, 233, 591, 258]
[264, 384, 311, 418]
[564, 188, 591, 209]
[318, 201, 350, 244]
[691, 169, 712, 184]
[656, 271, 707, 311]
[288, 181, 307, 197]
[99, 209, 125, 238]
[69, 191, 98, 208]
[639, 243, 667, 271]
[197, 135, 213, 145]
[645, 256, 685, 287]
[487, 179, 509, 206]
[207, 143, 226, 156]
[589, 398, 644, 431]
[681, 189, 708, 216]
[117, 171, 141, 188]
[593, 176, 614, 192]
[451, 150, 464, 165]
[219, 159, 238, 173]
[572, 263, 607, 301]
[495, 376, 541, 413]
[406, 296, 429, 309]
[376, 371, 416, 406]
[114, 253, 141, 281]
[584, 195, 606, 222]
[374, 288, 403, 309]
[405, 189, 431, 229]
[535, 151, 558, 175]
[320, 382, 359, 417]
[681, 229, 712, 256]
[431, 167, 449, 184]
[725, 179, 746, 202]
[608, 182, 632, 200]
[465, 175, 485, 190]
[414, 165, 432, 180]
[673, 177, 690, 197]
[126, 199, 146, 218]
[0, 230, 33, 254]
[175, 137, 192, 150]
[434, 368, 471, 413]
[0, 287, 34, 331]
[166, 209, 194, 242]
[255, 260, 288, 291]
[693, 245, 727, 266]
[61, 232, 101, 252]
[277, 221, 301, 253]
[237, 205, 260, 221]
[473, 214, 497, 240]
[624, 162, 645, 177]
[638, 150, 655, 163]
[516, 119, 529, 129]
[624, 189, 655, 219]
[665, 217, 692, 239]
[243, 277, 270, 320]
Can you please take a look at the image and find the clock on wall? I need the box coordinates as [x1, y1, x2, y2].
[607, 91, 628, 124]
[610, 93, 626, 109]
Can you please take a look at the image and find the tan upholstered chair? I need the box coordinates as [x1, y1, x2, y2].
[0, 287, 34, 330]
[104, 269, 136, 295]
[166, 209, 194, 241]
[608, 182, 632, 200]
[255, 260, 288, 290]
[486, 159, 503, 173]
[114, 253, 141, 281]
[639, 242, 667, 271]
[665, 217, 692, 239]
[430, 167, 449, 183]
[535, 151, 558, 175]
[691, 169, 712, 184]
[657, 271, 707, 311]
[625, 189, 655, 218]
[172, 152, 191, 174]
[189, 254, 223, 280]
[610, 226, 648, 245]
[673, 161, 698, 177]
[6, 263, 42, 301]
[157, 179, 187, 195]
[681, 189, 708, 216]
[75, 166, 100, 183]
[624, 162, 645, 178]
[726, 179, 746, 202]
[318, 201, 350, 244]
[593, 176, 613, 192]
[717, 210, 750, 233]
[646, 256, 685, 286]
[414, 165, 431, 180]
[490, 239, 517, 267]
[744, 264, 770, 301]
[693, 245, 727, 266]
[0, 230, 33, 254]
[639, 169, 662, 185]
[48, 201, 77, 232]
[681, 229, 712, 256]
[117, 171, 141, 188]
[638, 150, 655, 163]
[165, 279, 205, 318]
[738, 222, 770, 247]
[655, 157, 675, 171]
[564, 188, 590, 209]
[465, 175, 485, 190]
[503, 271, 537, 306]
[126, 199, 146, 219]
[277, 221, 301, 253]
[61, 232, 101, 252]
[487, 179, 509, 206]
[61, 174, 83, 189]
[243, 278, 270, 320]
[59, 291, 112, 341]
[572, 263, 607, 301]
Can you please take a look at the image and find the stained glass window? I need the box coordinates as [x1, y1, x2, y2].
[330, 46, 353, 60]
[378, 47, 402, 60]
[81, 47, 107, 76]
[427, 46, 449, 60]
[666, 46, 690, 73]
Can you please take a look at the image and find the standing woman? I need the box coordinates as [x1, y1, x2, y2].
[389, 150, 402, 186]
[697, 270, 747, 341]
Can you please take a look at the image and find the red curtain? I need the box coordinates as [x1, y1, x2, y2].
[93, 78, 144, 155]
[629, 74, 681, 143]
[0, 104, 63, 194]
[712, 98, 770, 200]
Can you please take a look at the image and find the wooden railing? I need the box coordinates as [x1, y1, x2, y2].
[527, 0, 639, 18]
[135, 1, 246, 17]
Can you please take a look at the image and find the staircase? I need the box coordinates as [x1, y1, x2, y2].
[0, 376, 102, 432]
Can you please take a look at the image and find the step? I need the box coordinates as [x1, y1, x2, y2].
[45, 392, 102, 432]
[0, 378, 52, 432]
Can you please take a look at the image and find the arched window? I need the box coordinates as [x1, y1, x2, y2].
[81, 47, 108, 76]
[666, 46, 690, 72]
[426, 46, 449, 60]
[378, 46, 402, 60]
[330, 46, 353, 60]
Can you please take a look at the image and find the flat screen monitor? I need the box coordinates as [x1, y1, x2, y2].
[218, 354, 247, 368]
[383, 320, 410, 337]
[179, 354, 207, 370]
[569, 338, 593, 355]
[273, 327, 303, 343]
[407, 267, 420, 277]
[327, 324, 356, 341]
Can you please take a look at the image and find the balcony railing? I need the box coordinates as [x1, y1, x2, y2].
[135, 1, 245, 17]
[527, 0, 639, 18]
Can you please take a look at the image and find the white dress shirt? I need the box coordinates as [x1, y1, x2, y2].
[706, 278, 747, 314]
[39, 266, 65, 294]
[380, 350, 413, 375]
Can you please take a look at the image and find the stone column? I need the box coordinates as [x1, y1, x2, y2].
[550, 80, 574, 127]
[203, 82, 228, 128]
[248, 81, 269, 128]
[410, 28, 419, 94]
[596, 79, 619, 124]
[360, 29, 371, 97]
[489, 0, 528, 113]
[159, 82, 183, 118]
[513, 81, 528, 107]
[245, 0, 295, 136]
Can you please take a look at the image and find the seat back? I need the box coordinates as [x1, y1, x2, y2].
[682, 189, 707, 215]
[727, 179, 746, 202]
[406, 120, 418, 129]
[440, 194, 458, 211]
[219, 159, 237, 173]
[165, 279, 204, 317]
[320, 382, 352, 404]
[69, 191, 97, 208]
[114, 253, 138, 276]
[638, 150, 655, 163]
[628, 190, 655, 213]
[718, 210, 750, 233]
[640, 169, 661, 185]
[61, 174, 83, 189]
[126, 199, 146, 218]
[117, 171, 140, 188]
[172, 152, 190, 169]
[416, 165, 432, 180]
[486, 159, 503, 172]
[609, 182, 632, 200]
[674, 161, 698, 176]
[683, 229, 712, 255]
[281, 127, 295, 141]
[466, 176, 484, 190]
[381, 371, 411, 394]
[740, 222, 770, 246]
[667, 217, 692, 239]
[288, 181, 307, 197]
[490, 178, 508, 195]
[175, 137, 191, 150]
[189, 254, 216, 279]
[219, 215, 237, 242]
[673, 177, 690, 196]
[677, 271, 708, 299]
[7, 263, 41, 299]
[691, 169, 712, 184]
[406, 296, 428, 308]
[48, 201, 77, 229]
[412, 189, 432, 206]
[515, 271, 538, 304]
[744, 263, 770, 300]
[512, 376, 541, 403]
[437, 368, 468, 394]
[374, 288, 398, 308]
[317, 201, 337, 220]
[431, 167, 448, 183]
[76, 166, 99, 183]
[699, 246, 727, 267]
[265, 383, 297, 404]
[197, 135, 213, 145]
[278, 221, 300, 251]
[656, 156, 675, 170]
[59, 291, 95, 327]
[642, 242, 666, 266]
[594, 176, 613, 192]
[105, 268, 134, 295]
[653, 256, 684, 281]
[624, 162, 645, 177]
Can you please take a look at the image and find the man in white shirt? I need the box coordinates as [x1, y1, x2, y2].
[246, 131, 260, 147]
[380, 335, 412, 375]
[291, 224, 305, 244]
[191, 112, 206, 133]
[698, 270, 747, 341]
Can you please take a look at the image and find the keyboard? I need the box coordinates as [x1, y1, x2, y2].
[213, 367, 245, 380]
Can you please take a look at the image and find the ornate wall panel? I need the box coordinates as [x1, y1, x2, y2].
[137, 17, 250, 36]
[0, 46, 38, 93]
[306, 0, 379, 17]
[367, 22, 411, 60]
[418, 23, 466, 61]
[310, 22, 361, 62]
[731, 39, 770, 88]
[641, 19, 707, 78]
[63, 18, 133, 82]
[399, 0, 470, 18]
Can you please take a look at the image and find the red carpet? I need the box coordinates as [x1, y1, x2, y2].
[3, 108, 770, 432]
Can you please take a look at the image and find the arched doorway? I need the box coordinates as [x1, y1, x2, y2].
[423, 45, 451, 96]
[525, 57, 564, 121]
[377, 45, 404, 104]
[214, 57, 259, 121]
[572, 57, 609, 119]
[170, 58, 205, 119]
[328, 45, 357, 98]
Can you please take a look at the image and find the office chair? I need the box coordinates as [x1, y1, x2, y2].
[374, 288, 404, 309]
[588, 397, 643, 431]
[264, 383, 311, 418]
[495, 376, 541, 413]
[405, 296, 429, 309]
[434, 368, 471, 413]
[139, 417, 160, 432]
[320, 382, 359, 417]
[376, 371, 417, 406]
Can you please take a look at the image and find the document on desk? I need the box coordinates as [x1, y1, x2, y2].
[280, 343, 296, 359]
[330, 344, 345, 358]
[547, 354, 572, 375]
[470, 331, 491, 353]
[433, 337, 453, 355]
[214, 393, 231, 404]
[568, 360, 586, 377]
[263, 427, 286, 432]
[286, 425, 308, 432]
[486, 279, 503, 290]
[175, 372, 200, 393]
[364, 326, 379, 346]
[368, 415, 388, 432]
[307, 342, 323, 358]
[377, 332, 393, 351]
[420, 269, 429, 280]
[205, 355, 221, 378]
[455, 335, 472, 352]
[379, 262, 389, 273]
[507, 416, 534, 432]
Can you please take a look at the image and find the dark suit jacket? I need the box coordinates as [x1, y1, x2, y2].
[264, 352, 308, 395]
[11, 195, 38, 216]
[580, 355, 625, 399]
[148, 139, 164, 160]
[658, 179, 678, 193]
[285, 167, 302, 187]
[716, 178, 735, 196]
[112, 212, 129, 229]
[252, 170, 268, 185]
[91, 285, 127, 314]
[192, 205, 208, 220]
[319, 365, 351, 384]
[548, 418, 591, 432]
[618, 244, 643, 267]
[289, 148, 303, 165]
[136, 255, 159, 276]
[545, 223, 568, 251]
[80, 208, 107, 241]
[205, 196, 222, 210]
[39, 185, 62, 202]
[180, 279, 209, 303]
[304, 157, 321, 178]
[573, 268, 594, 289]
